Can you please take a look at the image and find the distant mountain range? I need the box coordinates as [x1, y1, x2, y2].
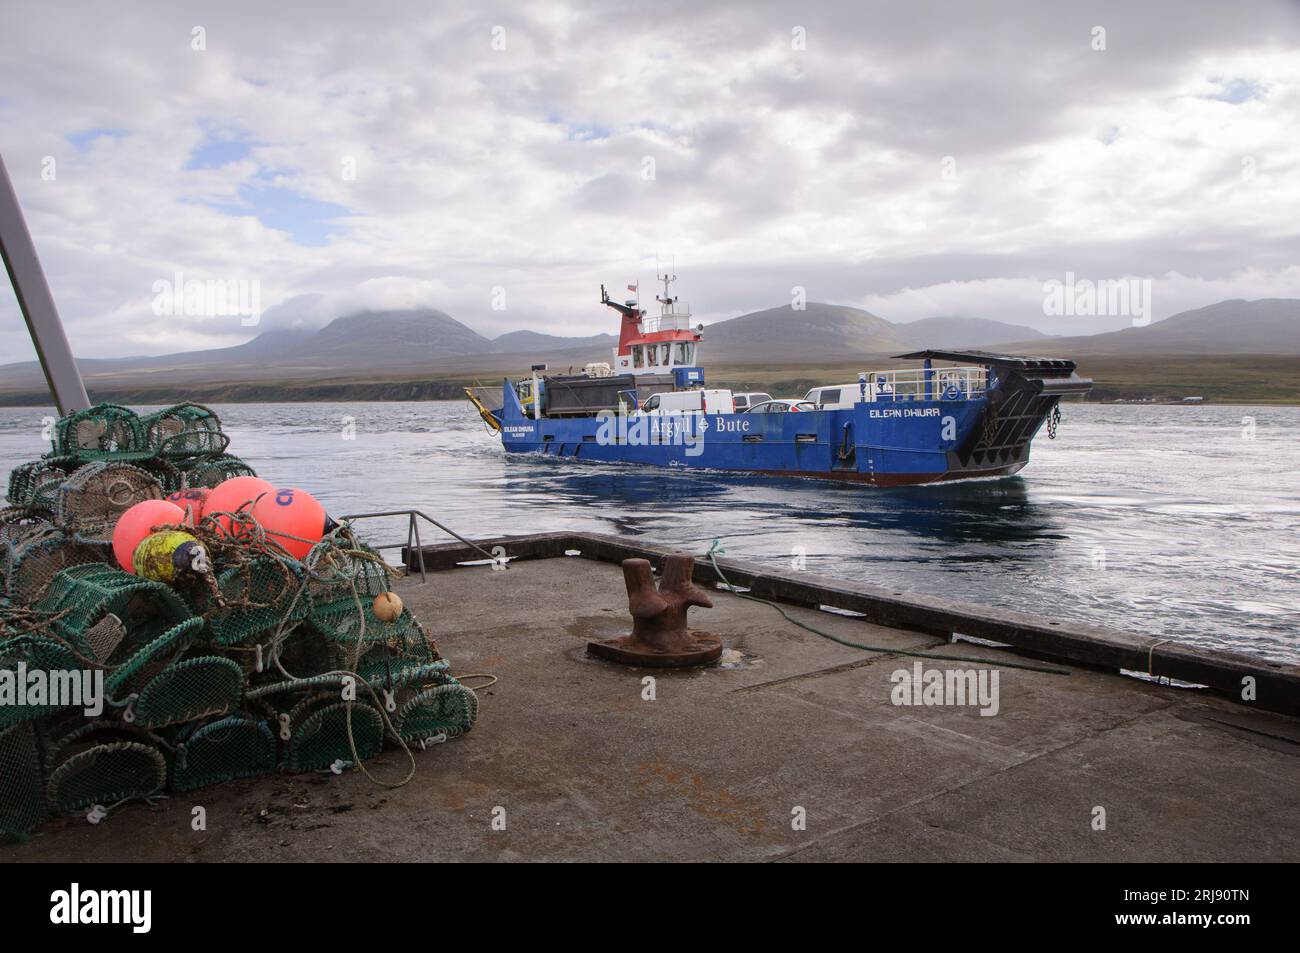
[700, 304, 1046, 361]
[1000, 298, 1300, 356]
[0, 297, 1295, 401]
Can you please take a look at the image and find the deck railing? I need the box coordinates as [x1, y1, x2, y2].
[337, 509, 504, 583]
[639, 310, 694, 333]
[863, 365, 989, 401]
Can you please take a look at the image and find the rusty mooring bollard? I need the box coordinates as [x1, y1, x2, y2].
[587, 555, 722, 667]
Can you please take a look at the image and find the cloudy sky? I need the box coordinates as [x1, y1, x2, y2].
[1, 0, 1299, 361]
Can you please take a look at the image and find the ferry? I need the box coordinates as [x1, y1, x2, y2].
[467, 274, 1092, 486]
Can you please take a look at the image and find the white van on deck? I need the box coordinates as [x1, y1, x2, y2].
[641, 389, 735, 415]
[802, 383, 864, 409]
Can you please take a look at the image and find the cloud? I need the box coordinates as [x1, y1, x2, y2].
[1, 0, 1298, 364]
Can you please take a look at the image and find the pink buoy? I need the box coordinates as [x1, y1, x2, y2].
[204, 476, 275, 537]
[165, 487, 210, 524]
[112, 499, 186, 572]
[250, 487, 329, 560]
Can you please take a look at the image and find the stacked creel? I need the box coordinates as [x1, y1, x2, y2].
[0, 403, 476, 842]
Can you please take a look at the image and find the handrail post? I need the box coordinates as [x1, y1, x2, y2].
[411, 513, 426, 583]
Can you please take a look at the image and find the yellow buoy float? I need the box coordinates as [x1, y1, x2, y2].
[132, 530, 212, 584]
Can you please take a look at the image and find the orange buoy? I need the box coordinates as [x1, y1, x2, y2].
[112, 499, 186, 572]
[165, 487, 210, 524]
[249, 487, 328, 559]
[204, 476, 275, 537]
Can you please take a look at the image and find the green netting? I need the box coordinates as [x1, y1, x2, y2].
[6, 457, 76, 510]
[2, 525, 104, 606]
[45, 722, 166, 814]
[0, 722, 46, 840]
[184, 454, 258, 488]
[202, 557, 310, 646]
[139, 402, 228, 460]
[34, 563, 193, 662]
[306, 544, 391, 603]
[124, 655, 245, 729]
[52, 404, 149, 461]
[310, 599, 416, 645]
[169, 713, 277, 792]
[355, 655, 447, 688]
[396, 681, 478, 744]
[284, 697, 384, 772]
[0, 633, 85, 727]
[54, 461, 163, 539]
[103, 616, 205, 702]
[252, 622, 349, 683]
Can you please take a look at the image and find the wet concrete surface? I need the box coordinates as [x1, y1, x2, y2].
[8, 556, 1299, 862]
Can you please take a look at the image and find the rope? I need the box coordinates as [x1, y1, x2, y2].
[454, 673, 499, 691]
[703, 540, 1070, 676]
[157, 512, 425, 788]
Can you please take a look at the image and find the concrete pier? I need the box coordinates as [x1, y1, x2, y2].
[6, 540, 1298, 862]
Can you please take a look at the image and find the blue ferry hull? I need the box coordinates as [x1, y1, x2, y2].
[496, 382, 1055, 486]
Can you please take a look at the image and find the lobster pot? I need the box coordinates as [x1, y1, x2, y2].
[168, 713, 277, 792]
[140, 403, 229, 460]
[111, 652, 245, 730]
[6, 457, 77, 511]
[396, 680, 479, 745]
[54, 461, 163, 540]
[44, 722, 167, 814]
[52, 403, 147, 461]
[306, 544, 392, 605]
[2, 525, 103, 606]
[34, 563, 193, 664]
[183, 454, 258, 489]
[348, 619, 440, 694]
[98, 617, 216, 726]
[0, 633, 85, 728]
[283, 696, 384, 773]
[309, 595, 421, 651]
[0, 722, 46, 841]
[202, 557, 310, 646]
[0, 507, 53, 539]
[255, 621, 351, 684]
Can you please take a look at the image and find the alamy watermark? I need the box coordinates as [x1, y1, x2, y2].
[0, 665, 104, 716]
[50, 883, 151, 933]
[890, 661, 1000, 716]
[594, 409, 705, 457]
[152, 271, 262, 326]
[1043, 272, 1152, 327]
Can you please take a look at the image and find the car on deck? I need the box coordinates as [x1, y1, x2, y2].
[745, 399, 817, 413]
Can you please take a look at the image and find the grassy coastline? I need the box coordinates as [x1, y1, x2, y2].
[0, 354, 1295, 407]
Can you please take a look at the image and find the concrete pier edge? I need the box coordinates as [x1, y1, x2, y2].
[402, 531, 1299, 717]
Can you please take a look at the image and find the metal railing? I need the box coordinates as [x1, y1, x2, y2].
[338, 509, 504, 583]
[638, 310, 694, 333]
[863, 365, 989, 402]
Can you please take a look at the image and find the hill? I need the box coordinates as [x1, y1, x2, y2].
[1002, 298, 1300, 356]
